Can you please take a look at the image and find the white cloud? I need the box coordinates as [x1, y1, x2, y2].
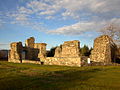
[45, 16, 54, 20]
[39, 10, 55, 15]
[48, 21, 104, 35]
[9, 0, 120, 20]
[18, 0, 120, 20]
[18, 6, 33, 14]
[48, 18, 120, 35]
[6, 0, 120, 35]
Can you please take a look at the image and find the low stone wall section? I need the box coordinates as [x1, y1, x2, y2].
[8, 57, 81, 67]
[44, 57, 81, 67]
[22, 60, 41, 64]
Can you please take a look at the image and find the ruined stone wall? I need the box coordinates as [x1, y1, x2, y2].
[34, 43, 47, 58]
[44, 57, 81, 67]
[25, 37, 35, 48]
[8, 42, 23, 63]
[90, 35, 117, 63]
[24, 37, 35, 60]
[9, 37, 47, 62]
[116, 48, 120, 59]
[54, 40, 80, 57]
[54, 46, 62, 57]
[22, 60, 41, 64]
[8, 38, 81, 67]
[49, 40, 81, 67]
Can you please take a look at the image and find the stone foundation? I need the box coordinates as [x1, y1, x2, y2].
[8, 59, 21, 63]
[8, 57, 81, 67]
[22, 60, 41, 64]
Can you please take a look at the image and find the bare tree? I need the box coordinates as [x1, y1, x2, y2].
[101, 23, 120, 46]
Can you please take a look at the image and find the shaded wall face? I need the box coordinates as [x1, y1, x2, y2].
[54, 46, 62, 57]
[116, 48, 120, 63]
[25, 48, 37, 60]
[23, 37, 39, 60]
[17, 43, 47, 60]
[34, 44, 47, 58]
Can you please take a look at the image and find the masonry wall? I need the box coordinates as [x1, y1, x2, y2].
[44, 57, 81, 67]
[90, 35, 117, 63]
[22, 60, 41, 64]
[11, 57, 81, 67]
[24, 37, 35, 60]
[34, 43, 47, 58]
[8, 42, 23, 63]
[8, 37, 47, 63]
[54, 40, 81, 57]
[116, 48, 120, 59]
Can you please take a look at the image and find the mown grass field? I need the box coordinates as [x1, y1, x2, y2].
[0, 61, 120, 90]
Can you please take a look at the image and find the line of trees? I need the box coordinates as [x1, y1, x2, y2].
[80, 45, 93, 57]
[47, 46, 57, 57]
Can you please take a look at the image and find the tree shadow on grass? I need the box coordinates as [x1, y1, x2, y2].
[23, 68, 102, 90]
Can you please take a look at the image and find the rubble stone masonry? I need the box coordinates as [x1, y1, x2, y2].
[90, 35, 117, 63]
[8, 35, 120, 67]
[8, 42, 23, 63]
[54, 40, 81, 57]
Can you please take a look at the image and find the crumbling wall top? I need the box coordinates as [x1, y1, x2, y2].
[25, 37, 35, 48]
[54, 40, 80, 57]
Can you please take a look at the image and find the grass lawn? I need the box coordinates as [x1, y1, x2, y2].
[0, 61, 120, 90]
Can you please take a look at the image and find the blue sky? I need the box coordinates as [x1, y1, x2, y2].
[0, 0, 120, 50]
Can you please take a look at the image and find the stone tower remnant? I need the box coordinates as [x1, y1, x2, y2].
[90, 35, 117, 63]
[9, 42, 23, 63]
[25, 37, 35, 48]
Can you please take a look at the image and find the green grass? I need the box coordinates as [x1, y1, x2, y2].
[0, 61, 120, 90]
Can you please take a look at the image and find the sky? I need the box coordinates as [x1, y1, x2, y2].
[0, 0, 120, 50]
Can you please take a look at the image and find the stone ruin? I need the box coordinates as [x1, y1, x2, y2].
[8, 38, 81, 67]
[90, 35, 119, 63]
[8, 35, 120, 67]
[116, 48, 120, 63]
[9, 42, 23, 63]
[54, 40, 80, 57]
[8, 37, 47, 63]
[44, 40, 81, 67]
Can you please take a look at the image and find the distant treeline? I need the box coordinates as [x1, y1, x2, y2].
[0, 50, 9, 59]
